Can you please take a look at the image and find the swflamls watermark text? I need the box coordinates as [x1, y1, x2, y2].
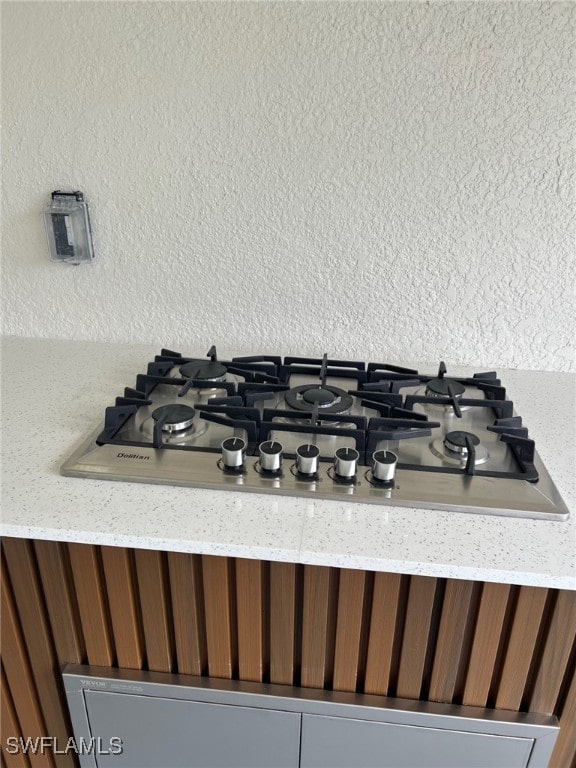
[3, 736, 123, 756]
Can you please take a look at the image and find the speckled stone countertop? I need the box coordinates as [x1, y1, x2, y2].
[1, 336, 575, 589]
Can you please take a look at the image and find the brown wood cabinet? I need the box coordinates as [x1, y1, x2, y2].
[1, 536, 575, 768]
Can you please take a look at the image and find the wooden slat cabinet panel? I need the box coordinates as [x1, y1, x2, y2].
[0, 562, 53, 768]
[428, 579, 478, 703]
[396, 576, 439, 699]
[1, 664, 32, 768]
[236, 558, 268, 682]
[269, 562, 299, 686]
[1, 537, 575, 768]
[133, 549, 174, 672]
[101, 546, 144, 670]
[495, 586, 549, 711]
[33, 541, 85, 665]
[168, 552, 207, 676]
[301, 565, 338, 689]
[364, 572, 403, 696]
[550, 655, 576, 768]
[201, 555, 236, 679]
[462, 582, 511, 707]
[332, 569, 368, 692]
[2, 539, 76, 768]
[67, 543, 114, 667]
[529, 591, 576, 714]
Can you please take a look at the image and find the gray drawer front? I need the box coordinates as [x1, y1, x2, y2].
[84, 690, 301, 768]
[300, 714, 534, 768]
[63, 666, 559, 768]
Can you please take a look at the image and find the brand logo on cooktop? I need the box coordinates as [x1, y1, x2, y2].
[117, 452, 150, 460]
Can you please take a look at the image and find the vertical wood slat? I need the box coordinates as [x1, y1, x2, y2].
[235, 559, 266, 682]
[0, 565, 52, 768]
[67, 543, 114, 667]
[301, 565, 338, 689]
[495, 585, 549, 711]
[529, 591, 576, 714]
[333, 569, 367, 692]
[168, 552, 207, 676]
[269, 562, 298, 686]
[462, 582, 511, 706]
[548, 651, 576, 768]
[428, 579, 477, 703]
[100, 546, 144, 670]
[396, 576, 438, 700]
[2, 539, 76, 768]
[364, 572, 402, 696]
[133, 549, 173, 672]
[1, 663, 32, 768]
[202, 555, 235, 679]
[33, 541, 85, 665]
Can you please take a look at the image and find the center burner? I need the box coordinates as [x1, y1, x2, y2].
[179, 361, 227, 382]
[152, 404, 196, 433]
[284, 384, 353, 415]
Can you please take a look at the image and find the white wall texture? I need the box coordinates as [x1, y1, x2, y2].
[1, 1, 574, 371]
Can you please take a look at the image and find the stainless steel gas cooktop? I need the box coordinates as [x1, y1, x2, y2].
[61, 348, 569, 520]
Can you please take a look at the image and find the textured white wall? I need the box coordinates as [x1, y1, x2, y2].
[1, 1, 574, 371]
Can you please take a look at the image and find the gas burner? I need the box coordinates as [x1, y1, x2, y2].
[426, 378, 466, 398]
[152, 404, 196, 433]
[416, 360, 475, 415]
[284, 385, 353, 415]
[425, 361, 465, 399]
[413, 381, 475, 415]
[179, 360, 227, 382]
[303, 388, 335, 406]
[430, 430, 489, 466]
[444, 430, 480, 454]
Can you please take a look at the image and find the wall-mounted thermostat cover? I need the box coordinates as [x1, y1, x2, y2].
[44, 191, 94, 264]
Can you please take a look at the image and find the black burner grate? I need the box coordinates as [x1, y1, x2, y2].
[93, 350, 538, 482]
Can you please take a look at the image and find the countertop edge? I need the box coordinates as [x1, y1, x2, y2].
[2, 522, 574, 590]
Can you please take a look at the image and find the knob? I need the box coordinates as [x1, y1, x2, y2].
[221, 437, 246, 468]
[259, 440, 283, 472]
[296, 444, 320, 475]
[333, 447, 359, 479]
[372, 450, 398, 483]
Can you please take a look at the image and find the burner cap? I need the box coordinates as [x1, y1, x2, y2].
[179, 360, 227, 381]
[152, 404, 196, 433]
[302, 388, 336, 406]
[426, 378, 466, 398]
[444, 430, 480, 454]
[284, 384, 353, 415]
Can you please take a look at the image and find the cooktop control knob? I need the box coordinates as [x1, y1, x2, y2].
[333, 447, 359, 479]
[296, 444, 320, 476]
[259, 440, 283, 472]
[221, 437, 246, 469]
[372, 450, 398, 483]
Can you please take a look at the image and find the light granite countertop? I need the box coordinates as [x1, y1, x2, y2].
[1, 336, 574, 589]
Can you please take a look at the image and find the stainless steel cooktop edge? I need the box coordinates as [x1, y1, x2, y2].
[61, 428, 570, 521]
